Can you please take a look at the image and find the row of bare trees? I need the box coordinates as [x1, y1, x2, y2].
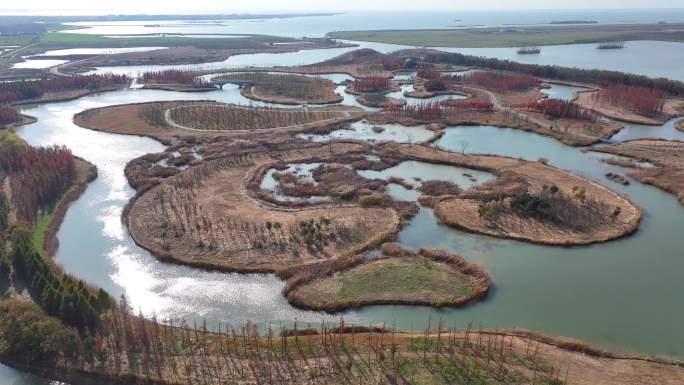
[0, 74, 128, 104]
[593, 84, 665, 116]
[2, 294, 569, 385]
[170, 104, 341, 131]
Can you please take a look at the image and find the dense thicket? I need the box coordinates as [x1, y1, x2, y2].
[351, 77, 391, 93]
[447, 71, 539, 92]
[416, 69, 442, 80]
[424, 79, 447, 92]
[141, 69, 208, 87]
[0, 74, 128, 104]
[423, 51, 684, 96]
[442, 97, 494, 111]
[592, 84, 665, 116]
[529, 98, 599, 121]
[10, 230, 108, 330]
[375, 56, 402, 70]
[390, 99, 493, 120]
[0, 299, 79, 365]
[0, 139, 75, 223]
[170, 104, 341, 131]
[0, 106, 21, 126]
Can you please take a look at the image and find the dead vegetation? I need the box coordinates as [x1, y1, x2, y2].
[593, 139, 684, 205]
[127, 142, 403, 273]
[434, 165, 641, 245]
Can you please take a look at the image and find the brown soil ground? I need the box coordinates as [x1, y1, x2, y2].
[493, 88, 545, 108]
[127, 142, 402, 274]
[374, 142, 642, 245]
[593, 139, 684, 205]
[676, 119, 684, 132]
[73, 101, 363, 144]
[575, 91, 684, 125]
[287, 245, 490, 312]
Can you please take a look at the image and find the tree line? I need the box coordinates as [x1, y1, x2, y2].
[0, 74, 128, 104]
[0, 138, 76, 223]
[389, 100, 493, 121]
[10, 229, 109, 330]
[528, 98, 599, 122]
[351, 77, 391, 93]
[0, 106, 21, 126]
[593, 84, 665, 116]
[170, 104, 341, 131]
[423, 51, 684, 96]
[445, 71, 539, 93]
[141, 69, 209, 87]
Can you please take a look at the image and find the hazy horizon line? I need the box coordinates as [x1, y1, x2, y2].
[3, 8, 684, 17]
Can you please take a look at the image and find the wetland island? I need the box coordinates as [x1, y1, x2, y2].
[1, 7, 684, 385]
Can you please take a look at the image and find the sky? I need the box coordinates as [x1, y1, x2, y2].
[1, 1, 684, 14]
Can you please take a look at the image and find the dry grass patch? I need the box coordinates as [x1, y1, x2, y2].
[594, 139, 684, 205]
[287, 244, 490, 311]
[213, 72, 342, 104]
[434, 163, 642, 245]
[168, 103, 349, 131]
[127, 144, 401, 273]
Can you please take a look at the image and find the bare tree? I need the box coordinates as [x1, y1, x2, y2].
[460, 140, 470, 155]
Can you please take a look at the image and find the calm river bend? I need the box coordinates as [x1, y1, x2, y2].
[7, 39, 684, 384]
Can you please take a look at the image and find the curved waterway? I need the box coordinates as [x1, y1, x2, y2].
[9, 50, 684, 385]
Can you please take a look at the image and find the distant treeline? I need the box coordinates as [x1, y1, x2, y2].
[0, 13, 339, 24]
[422, 51, 684, 96]
[0, 23, 47, 34]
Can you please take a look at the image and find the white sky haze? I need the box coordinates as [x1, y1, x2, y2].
[2, 1, 684, 15]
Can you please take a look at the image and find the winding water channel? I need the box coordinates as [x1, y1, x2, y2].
[7, 39, 684, 382]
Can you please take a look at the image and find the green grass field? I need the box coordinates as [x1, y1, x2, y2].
[329, 23, 684, 48]
[30, 212, 54, 253]
[336, 258, 470, 301]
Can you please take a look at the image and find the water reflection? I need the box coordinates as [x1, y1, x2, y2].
[11, 47, 684, 360]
